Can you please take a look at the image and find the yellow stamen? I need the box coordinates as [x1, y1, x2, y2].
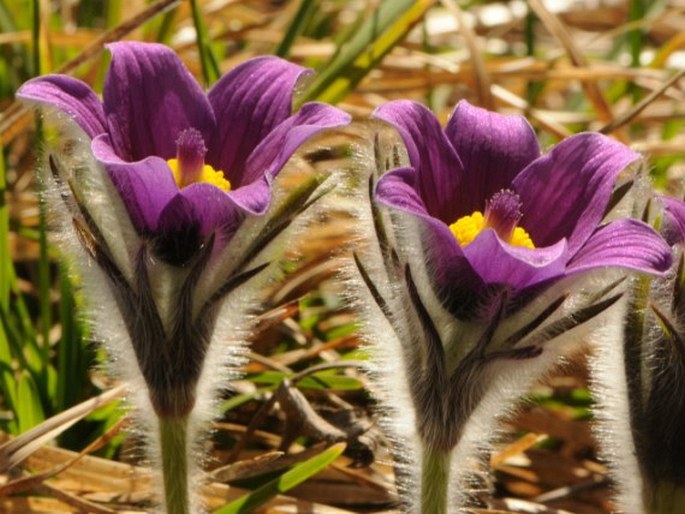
[510, 226, 535, 248]
[450, 212, 484, 246]
[167, 158, 231, 191]
[449, 211, 535, 249]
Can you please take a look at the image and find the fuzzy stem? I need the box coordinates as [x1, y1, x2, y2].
[420, 444, 451, 514]
[159, 416, 191, 514]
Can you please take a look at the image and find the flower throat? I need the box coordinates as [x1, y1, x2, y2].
[450, 189, 534, 248]
[167, 128, 231, 191]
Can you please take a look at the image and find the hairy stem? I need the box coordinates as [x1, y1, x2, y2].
[159, 416, 191, 514]
[420, 443, 451, 514]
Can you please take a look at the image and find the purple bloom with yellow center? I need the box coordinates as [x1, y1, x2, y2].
[661, 195, 685, 245]
[592, 193, 685, 513]
[18, 41, 350, 266]
[374, 99, 671, 316]
[17, 43, 350, 514]
[351, 100, 673, 513]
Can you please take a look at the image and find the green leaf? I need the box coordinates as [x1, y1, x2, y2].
[214, 442, 345, 514]
[16, 371, 45, 433]
[297, 0, 432, 106]
[0, 320, 18, 433]
[275, 0, 317, 58]
[0, 147, 8, 310]
[298, 372, 363, 391]
[220, 386, 276, 413]
[190, 0, 220, 86]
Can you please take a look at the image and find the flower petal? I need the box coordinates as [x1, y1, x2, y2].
[463, 230, 569, 290]
[92, 135, 178, 233]
[240, 102, 351, 185]
[512, 133, 639, 253]
[376, 167, 485, 315]
[103, 42, 215, 161]
[17, 75, 106, 138]
[177, 182, 257, 237]
[567, 219, 672, 275]
[207, 56, 311, 185]
[375, 166, 426, 219]
[154, 194, 205, 267]
[660, 195, 685, 245]
[444, 100, 540, 214]
[373, 100, 465, 223]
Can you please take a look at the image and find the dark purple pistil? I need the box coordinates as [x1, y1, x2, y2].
[176, 127, 207, 186]
[484, 189, 523, 240]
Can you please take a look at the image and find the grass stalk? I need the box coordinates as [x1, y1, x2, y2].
[189, 0, 219, 86]
[0, 146, 8, 310]
[275, 0, 316, 58]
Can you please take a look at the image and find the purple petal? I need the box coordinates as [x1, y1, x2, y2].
[373, 100, 465, 224]
[567, 219, 672, 275]
[93, 135, 178, 233]
[207, 56, 311, 186]
[155, 194, 205, 266]
[660, 195, 685, 245]
[229, 175, 272, 216]
[177, 181, 259, 237]
[444, 100, 540, 214]
[241, 102, 351, 185]
[103, 42, 215, 161]
[463, 230, 569, 289]
[17, 75, 106, 138]
[376, 167, 482, 306]
[512, 133, 639, 254]
[375, 166, 426, 219]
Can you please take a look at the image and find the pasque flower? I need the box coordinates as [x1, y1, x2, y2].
[374, 100, 670, 315]
[351, 100, 671, 513]
[18, 42, 350, 514]
[590, 194, 685, 514]
[18, 41, 349, 265]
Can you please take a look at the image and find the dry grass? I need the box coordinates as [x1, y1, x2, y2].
[2, 0, 685, 512]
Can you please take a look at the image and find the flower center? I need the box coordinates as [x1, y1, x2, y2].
[167, 128, 230, 191]
[449, 189, 534, 248]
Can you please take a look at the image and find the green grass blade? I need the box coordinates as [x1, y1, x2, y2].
[155, 6, 179, 44]
[214, 442, 345, 514]
[0, 147, 9, 310]
[189, 0, 220, 86]
[0, 315, 18, 433]
[275, 0, 317, 58]
[220, 386, 276, 413]
[55, 270, 84, 413]
[16, 371, 45, 433]
[297, 0, 432, 106]
[0, 0, 30, 85]
[32, 0, 51, 75]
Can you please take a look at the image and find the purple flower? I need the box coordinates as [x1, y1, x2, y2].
[373, 100, 671, 316]
[582, 193, 685, 513]
[18, 42, 350, 265]
[661, 194, 685, 245]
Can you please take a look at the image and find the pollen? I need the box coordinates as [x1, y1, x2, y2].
[167, 159, 231, 191]
[511, 226, 535, 249]
[449, 211, 535, 249]
[450, 212, 484, 246]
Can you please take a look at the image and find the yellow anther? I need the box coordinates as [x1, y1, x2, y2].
[450, 212, 484, 246]
[510, 226, 535, 249]
[449, 211, 535, 249]
[167, 158, 231, 191]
